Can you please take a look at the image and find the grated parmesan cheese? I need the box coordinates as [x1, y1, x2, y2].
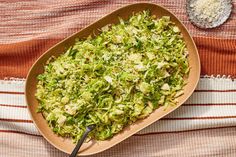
[190, 0, 223, 22]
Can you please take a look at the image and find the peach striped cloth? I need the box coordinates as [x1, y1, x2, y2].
[1, 0, 236, 157]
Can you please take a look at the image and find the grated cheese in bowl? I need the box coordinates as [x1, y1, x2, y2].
[190, 0, 223, 22]
[186, 0, 232, 28]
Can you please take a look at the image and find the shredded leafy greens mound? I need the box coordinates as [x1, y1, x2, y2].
[36, 11, 189, 142]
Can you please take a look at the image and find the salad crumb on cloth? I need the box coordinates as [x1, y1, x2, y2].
[35, 10, 189, 142]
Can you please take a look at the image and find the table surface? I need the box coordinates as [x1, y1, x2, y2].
[0, 0, 236, 157]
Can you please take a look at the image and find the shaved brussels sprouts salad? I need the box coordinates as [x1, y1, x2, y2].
[36, 10, 189, 142]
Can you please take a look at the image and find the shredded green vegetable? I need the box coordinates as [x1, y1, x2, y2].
[36, 10, 189, 142]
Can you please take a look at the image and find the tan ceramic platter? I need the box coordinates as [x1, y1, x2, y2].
[25, 3, 200, 156]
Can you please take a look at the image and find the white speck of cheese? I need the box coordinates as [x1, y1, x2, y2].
[104, 76, 113, 83]
[190, 0, 223, 22]
[134, 64, 146, 71]
[161, 83, 170, 91]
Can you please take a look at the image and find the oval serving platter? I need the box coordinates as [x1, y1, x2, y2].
[25, 3, 200, 156]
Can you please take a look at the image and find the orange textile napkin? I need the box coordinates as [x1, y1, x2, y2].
[0, 0, 235, 78]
